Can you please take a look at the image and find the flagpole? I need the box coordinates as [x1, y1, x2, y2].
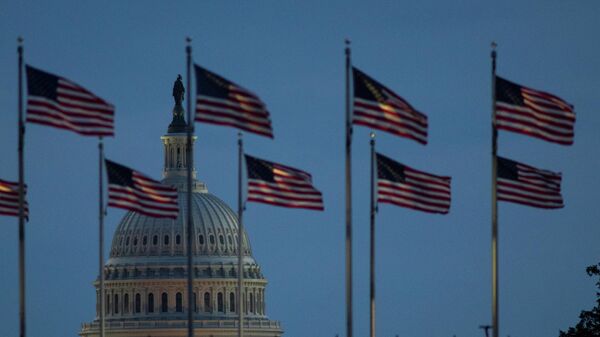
[185, 36, 194, 337]
[237, 132, 244, 337]
[98, 137, 105, 337]
[490, 42, 499, 337]
[17, 35, 26, 337]
[344, 38, 353, 337]
[369, 132, 376, 337]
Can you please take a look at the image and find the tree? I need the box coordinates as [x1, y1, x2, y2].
[559, 263, 600, 337]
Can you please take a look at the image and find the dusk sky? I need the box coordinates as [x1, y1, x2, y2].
[1, 1, 599, 337]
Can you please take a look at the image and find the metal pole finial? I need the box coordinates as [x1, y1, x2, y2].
[17, 36, 23, 45]
[345, 39, 351, 57]
[491, 42, 497, 59]
[369, 132, 375, 139]
[186, 37, 192, 59]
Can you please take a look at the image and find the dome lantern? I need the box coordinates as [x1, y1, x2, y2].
[161, 75, 205, 192]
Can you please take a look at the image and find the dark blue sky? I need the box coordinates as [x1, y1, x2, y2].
[1, 1, 599, 337]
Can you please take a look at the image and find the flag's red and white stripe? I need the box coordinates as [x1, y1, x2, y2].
[27, 75, 114, 136]
[496, 78, 575, 145]
[108, 172, 179, 219]
[196, 86, 273, 138]
[247, 163, 324, 211]
[0, 179, 29, 218]
[497, 162, 563, 209]
[353, 94, 428, 145]
[378, 165, 451, 214]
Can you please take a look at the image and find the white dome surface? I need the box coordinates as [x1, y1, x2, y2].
[108, 190, 256, 266]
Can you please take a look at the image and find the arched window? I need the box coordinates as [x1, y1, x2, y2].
[164, 235, 170, 245]
[217, 292, 224, 312]
[123, 294, 129, 314]
[249, 293, 254, 313]
[229, 292, 236, 312]
[153, 235, 158, 245]
[114, 294, 119, 314]
[125, 236, 130, 246]
[198, 235, 204, 245]
[209, 235, 215, 244]
[133, 237, 138, 246]
[204, 292, 211, 312]
[106, 294, 110, 314]
[228, 235, 232, 245]
[193, 292, 198, 312]
[176, 292, 183, 312]
[161, 292, 168, 313]
[148, 293, 154, 313]
[176, 234, 181, 245]
[135, 293, 141, 313]
[219, 235, 224, 245]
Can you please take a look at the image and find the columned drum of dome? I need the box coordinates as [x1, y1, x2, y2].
[80, 85, 283, 337]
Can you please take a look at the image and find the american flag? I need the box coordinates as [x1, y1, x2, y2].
[195, 65, 273, 138]
[105, 159, 179, 219]
[0, 179, 29, 218]
[497, 156, 563, 209]
[496, 76, 575, 145]
[245, 154, 324, 211]
[376, 153, 451, 214]
[25, 65, 115, 137]
[353, 67, 428, 144]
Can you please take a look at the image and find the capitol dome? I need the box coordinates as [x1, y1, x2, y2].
[108, 192, 255, 264]
[79, 82, 283, 337]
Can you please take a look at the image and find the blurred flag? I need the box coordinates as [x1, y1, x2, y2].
[25, 65, 114, 137]
[495, 76, 575, 145]
[0, 179, 29, 218]
[497, 156, 563, 209]
[105, 159, 179, 218]
[353, 67, 428, 144]
[245, 154, 324, 210]
[376, 153, 451, 214]
[195, 65, 273, 138]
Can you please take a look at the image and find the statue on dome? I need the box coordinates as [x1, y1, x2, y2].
[173, 74, 185, 106]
